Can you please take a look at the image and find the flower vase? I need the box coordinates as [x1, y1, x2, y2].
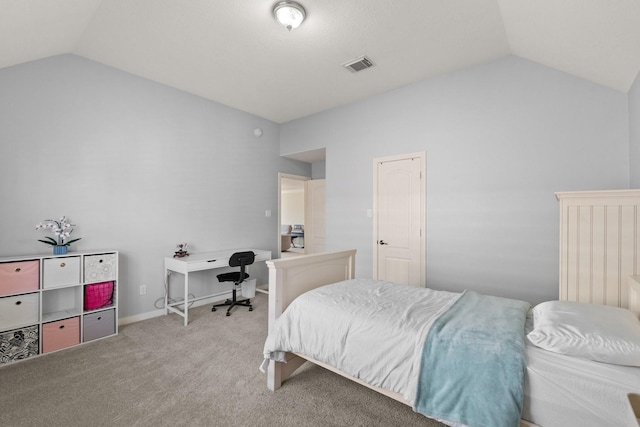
[53, 245, 68, 255]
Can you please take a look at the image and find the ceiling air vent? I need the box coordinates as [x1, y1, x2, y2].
[343, 56, 374, 73]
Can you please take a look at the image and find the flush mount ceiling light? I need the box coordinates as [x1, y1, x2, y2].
[273, 1, 306, 31]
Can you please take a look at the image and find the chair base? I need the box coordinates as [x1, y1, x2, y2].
[211, 289, 252, 316]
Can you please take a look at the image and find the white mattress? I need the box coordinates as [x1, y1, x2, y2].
[523, 321, 640, 427]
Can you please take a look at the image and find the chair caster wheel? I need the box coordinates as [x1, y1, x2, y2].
[212, 307, 216, 312]
[226, 312, 231, 317]
[249, 308, 253, 311]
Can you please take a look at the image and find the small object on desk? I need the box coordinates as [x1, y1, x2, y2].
[173, 242, 189, 258]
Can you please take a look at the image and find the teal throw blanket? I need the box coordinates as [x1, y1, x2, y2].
[415, 290, 530, 427]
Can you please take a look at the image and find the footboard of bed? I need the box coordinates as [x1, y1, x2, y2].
[265, 249, 357, 390]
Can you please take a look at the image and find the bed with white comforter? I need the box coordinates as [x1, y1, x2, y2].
[262, 250, 640, 427]
[263, 278, 530, 427]
[264, 278, 459, 400]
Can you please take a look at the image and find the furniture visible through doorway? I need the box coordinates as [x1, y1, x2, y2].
[281, 225, 292, 252]
[291, 224, 304, 248]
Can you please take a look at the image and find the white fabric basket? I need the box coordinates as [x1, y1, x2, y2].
[241, 279, 256, 298]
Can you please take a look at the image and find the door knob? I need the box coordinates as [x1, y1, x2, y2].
[379, 240, 388, 245]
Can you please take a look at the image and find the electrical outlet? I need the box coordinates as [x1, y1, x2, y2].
[140, 285, 146, 295]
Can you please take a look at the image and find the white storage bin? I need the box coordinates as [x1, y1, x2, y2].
[0, 293, 39, 331]
[43, 256, 81, 289]
[84, 253, 117, 283]
[241, 279, 256, 298]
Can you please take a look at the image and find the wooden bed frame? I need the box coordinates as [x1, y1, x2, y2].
[265, 249, 640, 427]
[265, 250, 358, 391]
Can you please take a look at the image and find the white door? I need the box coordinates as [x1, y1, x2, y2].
[373, 152, 425, 287]
[304, 179, 326, 254]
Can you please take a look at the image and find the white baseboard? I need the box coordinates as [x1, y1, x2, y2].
[118, 290, 261, 326]
[119, 308, 166, 326]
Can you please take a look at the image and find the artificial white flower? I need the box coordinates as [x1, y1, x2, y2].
[36, 217, 81, 247]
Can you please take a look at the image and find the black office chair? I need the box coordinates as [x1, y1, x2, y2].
[212, 251, 255, 316]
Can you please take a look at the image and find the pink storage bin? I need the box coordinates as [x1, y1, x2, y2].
[0, 260, 39, 296]
[42, 317, 80, 353]
[84, 281, 114, 311]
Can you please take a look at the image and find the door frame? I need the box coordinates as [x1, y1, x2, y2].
[278, 173, 310, 255]
[372, 151, 426, 285]
[304, 178, 326, 254]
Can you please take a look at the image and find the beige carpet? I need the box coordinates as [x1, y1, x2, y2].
[0, 293, 445, 427]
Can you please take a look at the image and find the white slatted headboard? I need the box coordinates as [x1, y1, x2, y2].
[629, 276, 640, 319]
[556, 190, 640, 309]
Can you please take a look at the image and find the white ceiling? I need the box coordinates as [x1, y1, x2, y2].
[1, 0, 640, 124]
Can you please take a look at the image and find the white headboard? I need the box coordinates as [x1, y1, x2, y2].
[556, 190, 640, 309]
[629, 276, 640, 319]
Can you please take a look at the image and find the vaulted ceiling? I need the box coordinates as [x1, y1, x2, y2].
[2, 0, 640, 123]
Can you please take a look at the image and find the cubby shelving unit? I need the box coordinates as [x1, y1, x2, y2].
[0, 250, 118, 364]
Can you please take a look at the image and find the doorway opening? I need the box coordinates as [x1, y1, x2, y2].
[278, 174, 308, 258]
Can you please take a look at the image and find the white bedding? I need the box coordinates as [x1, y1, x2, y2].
[264, 278, 640, 427]
[523, 331, 640, 427]
[263, 278, 460, 404]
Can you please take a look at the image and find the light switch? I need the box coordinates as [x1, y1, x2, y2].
[265, 210, 272, 217]
[366, 209, 372, 218]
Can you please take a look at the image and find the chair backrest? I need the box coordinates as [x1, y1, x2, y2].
[229, 251, 255, 268]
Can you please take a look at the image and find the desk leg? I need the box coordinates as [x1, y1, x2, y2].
[184, 272, 189, 326]
[164, 269, 169, 315]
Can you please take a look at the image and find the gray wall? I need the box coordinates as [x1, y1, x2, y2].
[630, 70, 640, 188]
[1, 53, 633, 316]
[0, 54, 310, 319]
[311, 160, 326, 179]
[280, 55, 630, 305]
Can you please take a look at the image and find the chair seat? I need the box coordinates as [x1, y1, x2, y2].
[217, 271, 249, 283]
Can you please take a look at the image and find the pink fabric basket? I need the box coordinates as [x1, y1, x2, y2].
[84, 281, 114, 311]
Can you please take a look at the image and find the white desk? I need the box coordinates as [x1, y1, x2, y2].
[164, 249, 271, 326]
